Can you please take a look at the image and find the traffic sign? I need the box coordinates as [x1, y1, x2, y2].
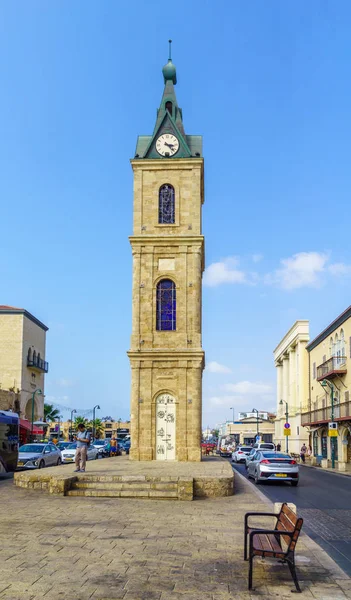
[284, 423, 290, 429]
[284, 428, 291, 436]
[328, 430, 338, 437]
[328, 422, 337, 430]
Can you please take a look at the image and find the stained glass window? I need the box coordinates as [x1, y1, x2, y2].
[159, 184, 175, 224]
[156, 279, 176, 331]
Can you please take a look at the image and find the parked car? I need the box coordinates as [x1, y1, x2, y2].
[17, 443, 62, 470]
[244, 448, 256, 468]
[231, 446, 253, 463]
[252, 442, 275, 451]
[56, 442, 72, 451]
[121, 440, 131, 454]
[61, 443, 98, 464]
[219, 446, 232, 458]
[247, 451, 299, 486]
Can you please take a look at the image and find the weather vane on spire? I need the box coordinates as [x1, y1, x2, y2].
[168, 39, 172, 61]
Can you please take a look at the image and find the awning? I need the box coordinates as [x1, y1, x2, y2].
[306, 426, 323, 433]
[19, 419, 44, 434]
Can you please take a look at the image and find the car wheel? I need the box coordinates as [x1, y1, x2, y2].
[56, 458, 62, 466]
[38, 460, 45, 469]
[291, 481, 299, 487]
[254, 471, 260, 485]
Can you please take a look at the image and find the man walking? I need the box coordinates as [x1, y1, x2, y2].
[74, 423, 91, 472]
[300, 443, 307, 463]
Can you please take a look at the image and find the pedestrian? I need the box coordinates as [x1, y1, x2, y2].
[110, 435, 118, 457]
[300, 443, 307, 463]
[74, 424, 91, 472]
[276, 443, 281, 452]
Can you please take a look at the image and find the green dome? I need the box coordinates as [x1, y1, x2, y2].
[162, 59, 177, 84]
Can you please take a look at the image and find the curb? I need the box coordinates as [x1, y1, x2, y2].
[301, 463, 351, 479]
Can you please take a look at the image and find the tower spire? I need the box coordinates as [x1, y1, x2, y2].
[162, 40, 177, 85]
[168, 39, 172, 61]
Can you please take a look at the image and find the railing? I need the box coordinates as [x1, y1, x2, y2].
[27, 356, 49, 373]
[301, 400, 351, 425]
[317, 356, 347, 381]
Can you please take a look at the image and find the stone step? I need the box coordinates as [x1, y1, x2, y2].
[72, 481, 178, 491]
[66, 488, 179, 499]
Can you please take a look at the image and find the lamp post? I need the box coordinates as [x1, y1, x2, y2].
[252, 408, 259, 441]
[70, 409, 77, 441]
[92, 404, 100, 442]
[279, 400, 289, 453]
[321, 379, 335, 469]
[31, 388, 42, 441]
[230, 407, 234, 423]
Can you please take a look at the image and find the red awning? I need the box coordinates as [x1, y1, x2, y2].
[19, 419, 44, 434]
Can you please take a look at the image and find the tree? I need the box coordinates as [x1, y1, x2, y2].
[74, 416, 88, 430]
[88, 418, 104, 439]
[44, 403, 60, 422]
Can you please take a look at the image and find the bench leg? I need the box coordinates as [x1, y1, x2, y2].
[248, 554, 254, 589]
[287, 559, 301, 593]
[244, 529, 248, 560]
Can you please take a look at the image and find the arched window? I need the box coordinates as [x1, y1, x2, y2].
[165, 101, 173, 116]
[329, 337, 334, 357]
[156, 279, 176, 331]
[159, 184, 175, 224]
[27, 348, 32, 362]
[341, 329, 345, 358]
[33, 350, 37, 365]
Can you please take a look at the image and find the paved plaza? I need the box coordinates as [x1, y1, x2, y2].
[0, 470, 350, 600]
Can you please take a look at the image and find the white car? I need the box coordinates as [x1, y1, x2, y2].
[231, 446, 253, 463]
[61, 443, 98, 464]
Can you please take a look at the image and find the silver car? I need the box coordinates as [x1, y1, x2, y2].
[17, 443, 62, 470]
[247, 451, 299, 486]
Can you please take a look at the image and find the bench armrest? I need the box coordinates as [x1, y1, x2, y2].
[245, 512, 278, 532]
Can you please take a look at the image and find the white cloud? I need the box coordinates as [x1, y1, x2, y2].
[222, 381, 273, 395]
[55, 378, 75, 388]
[265, 252, 329, 290]
[328, 262, 351, 276]
[203, 257, 249, 287]
[206, 361, 232, 374]
[252, 254, 263, 263]
[208, 395, 238, 407]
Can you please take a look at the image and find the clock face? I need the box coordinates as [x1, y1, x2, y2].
[156, 134, 179, 157]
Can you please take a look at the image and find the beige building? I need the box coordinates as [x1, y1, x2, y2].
[226, 413, 275, 446]
[127, 50, 205, 461]
[0, 305, 48, 422]
[48, 420, 130, 441]
[274, 321, 309, 453]
[302, 306, 351, 471]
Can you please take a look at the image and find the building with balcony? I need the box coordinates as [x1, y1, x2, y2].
[224, 413, 276, 446]
[0, 306, 48, 424]
[274, 321, 310, 454]
[302, 306, 351, 471]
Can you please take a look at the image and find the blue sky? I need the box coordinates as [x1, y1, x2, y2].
[1, 1, 351, 428]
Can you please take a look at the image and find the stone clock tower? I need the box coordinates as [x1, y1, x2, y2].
[128, 44, 205, 462]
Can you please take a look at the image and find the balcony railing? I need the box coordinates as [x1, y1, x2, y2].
[27, 356, 49, 373]
[301, 400, 351, 426]
[317, 356, 347, 381]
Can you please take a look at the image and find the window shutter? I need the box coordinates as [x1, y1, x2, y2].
[345, 391, 349, 402]
[313, 362, 316, 379]
[323, 355, 326, 363]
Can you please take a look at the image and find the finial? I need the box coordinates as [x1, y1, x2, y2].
[168, 39, 172, 61]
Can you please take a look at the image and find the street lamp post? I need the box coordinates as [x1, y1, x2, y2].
[31, 388, 42, 441]
[252, 408, 259, 441]
[70, 409, 77, 441]
[230, 407, 234, 423]
[279, 400, 289, 453]
[321, 379, 335, 469]
[92, 404, 100, 442]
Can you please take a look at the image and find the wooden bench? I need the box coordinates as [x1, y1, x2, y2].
[244, 502, 303, 592]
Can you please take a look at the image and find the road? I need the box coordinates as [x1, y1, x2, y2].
[232, 460, 351, 576]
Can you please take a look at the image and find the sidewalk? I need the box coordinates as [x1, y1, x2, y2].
[0, 469, 350, 600]
[302, 461, 351, 478]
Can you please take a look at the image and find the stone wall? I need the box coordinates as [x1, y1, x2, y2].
[0, 389, 20, 413]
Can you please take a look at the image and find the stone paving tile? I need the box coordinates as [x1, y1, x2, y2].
[0, 472, 350, 600]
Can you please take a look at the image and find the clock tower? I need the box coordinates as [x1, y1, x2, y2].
[128, 43, 205, 462]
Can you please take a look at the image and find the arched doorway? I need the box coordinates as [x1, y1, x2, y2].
[24, 397, 38, 422]
[156, 393, 176, 460]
